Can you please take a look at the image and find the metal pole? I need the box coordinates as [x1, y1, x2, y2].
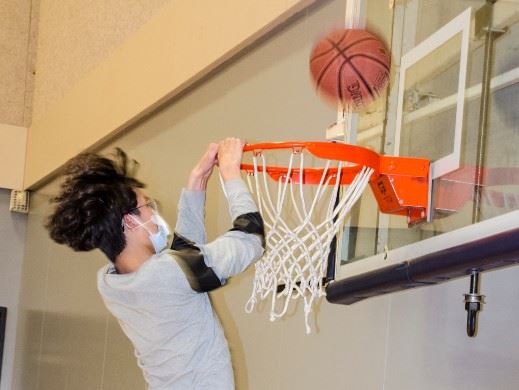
[473, 0, 499, 223]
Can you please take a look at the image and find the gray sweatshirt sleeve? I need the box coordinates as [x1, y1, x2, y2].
[199, 178, 264, 282]
[172, 178, 264, 288]
[175, 189, 207, 245]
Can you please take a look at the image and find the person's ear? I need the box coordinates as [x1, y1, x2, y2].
[123, 214, 139, 230]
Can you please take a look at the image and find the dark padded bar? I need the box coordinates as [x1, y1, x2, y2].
[171, 233, 222, 293]
[326, 227, 519, 305]
[230, 212, 266, 248]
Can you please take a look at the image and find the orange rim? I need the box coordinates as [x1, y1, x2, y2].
[241, 141, 431, 225]
[241, 141, 381, 185]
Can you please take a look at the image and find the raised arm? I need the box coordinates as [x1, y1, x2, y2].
[200, 138, 264, 281]
[172, 138, 265, 292]
[198, 177, 264, 282]
[173, 143, 218, 246]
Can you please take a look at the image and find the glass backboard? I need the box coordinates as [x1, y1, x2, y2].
[331, 0, 519, 299]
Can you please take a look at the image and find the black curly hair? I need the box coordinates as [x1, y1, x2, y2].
[46, 148, 145, 263]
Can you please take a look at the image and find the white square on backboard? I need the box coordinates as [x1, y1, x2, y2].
[394, 7, 471, 179]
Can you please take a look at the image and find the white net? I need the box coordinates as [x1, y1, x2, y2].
[242, 148, 373, 333]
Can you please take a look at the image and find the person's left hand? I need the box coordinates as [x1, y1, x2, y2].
[217, 137, 245, 182]
[187, 143, 219, 190]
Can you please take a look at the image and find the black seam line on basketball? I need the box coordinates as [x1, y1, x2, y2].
[311, 36, 378, 67]
[315, 36, 376, 97]
[314, 36, 381, 94]
[348, 53, 390, 73]
[348, 60, 377, 99]
[328, 39, 376, 99]
[310, 30, 349, 63]
[315, 51, 343, 92]
[314, 37, 380, 94]
[342, 37, 379, 52]
[337, 59, 348, 102]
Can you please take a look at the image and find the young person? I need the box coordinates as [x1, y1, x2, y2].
[46, 138, 265, 389]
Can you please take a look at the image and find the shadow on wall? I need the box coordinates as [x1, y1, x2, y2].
[18, 296, 253, 390]
[0, 307, 6, 384]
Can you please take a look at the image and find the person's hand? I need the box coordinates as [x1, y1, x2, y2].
[187, 143, 219, 190]
[217, 137, 245, 182]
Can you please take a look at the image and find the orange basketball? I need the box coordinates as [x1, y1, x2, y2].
[309, 29, 390, 110]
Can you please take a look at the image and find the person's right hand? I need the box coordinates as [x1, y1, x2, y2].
[218, 137, 245, 182]
[187, 143, 219, 190]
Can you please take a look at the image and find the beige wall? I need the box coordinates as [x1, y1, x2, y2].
[0, 0, 36, 127]
[24, 0, 316, 189]
[31, 0, 174, 122]
[0, 0, 36, 189]
[0, 190, 27, 390]
[13, 188, 145, 390]
[2, 0, 317, 189]
[0, 3, 32, 387]
[0, 124, 27, 190]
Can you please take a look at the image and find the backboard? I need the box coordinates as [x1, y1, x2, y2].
[329, 0, 519, 302]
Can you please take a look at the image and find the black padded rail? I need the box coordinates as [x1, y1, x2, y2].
[326, 227, 519, 305]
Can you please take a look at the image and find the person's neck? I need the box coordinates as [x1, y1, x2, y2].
[114, 243, 155, 274]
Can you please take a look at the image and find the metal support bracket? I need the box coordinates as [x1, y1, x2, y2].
[475, 1, 507, 40]
[370, 156, 430, 226]
[464, 270, 485, 337]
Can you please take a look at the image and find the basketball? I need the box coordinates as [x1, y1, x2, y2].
[309, 28, 390, 110]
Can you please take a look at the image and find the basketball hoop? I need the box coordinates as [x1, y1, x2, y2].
[233, 141, 429, 333]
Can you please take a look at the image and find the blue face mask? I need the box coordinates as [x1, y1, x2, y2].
[128, 212, 171, 254]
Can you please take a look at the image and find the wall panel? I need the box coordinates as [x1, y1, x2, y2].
[25, 0, 316, 189]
